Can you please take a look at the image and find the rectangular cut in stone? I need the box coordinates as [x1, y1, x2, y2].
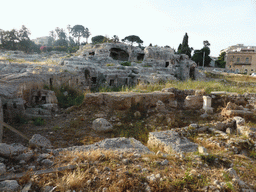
[147, 130, 198, 153]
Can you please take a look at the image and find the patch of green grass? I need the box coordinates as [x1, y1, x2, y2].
[106, 63, 115, 66]
[200, 153, 216, 165]
[52, 86, 84, 109]
[120, 61, 131, 66]
[33, 117, 45, 126]
[226, 182, 235, 191]
[142, 64, 151, 67]
[113, 103, 151, 144]
[249, 151, 256, 159]
[172, 171, 207, 190]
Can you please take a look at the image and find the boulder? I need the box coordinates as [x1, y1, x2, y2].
[53, 137, 152, 155]
[29, 134, 52, 148]
[0, 163, 6, 175]
[92, 118, 113, 132]
[0, 180, 20, 192]
[0, 143, 27, 157]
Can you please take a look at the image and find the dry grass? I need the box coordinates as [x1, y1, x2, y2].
[25, 149, 256, 191]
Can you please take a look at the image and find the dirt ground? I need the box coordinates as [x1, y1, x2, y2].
[3, 105, 108, 149]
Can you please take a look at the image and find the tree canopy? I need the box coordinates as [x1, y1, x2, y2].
[192, 46, 211, 67]
[71, 25, 87, 45]
[91, 35, 105, 44]
[216, 51, 226, 68]
[177, 33, 193, 58]
[121, 35, 143, 46]
[0, 26, 39, 53]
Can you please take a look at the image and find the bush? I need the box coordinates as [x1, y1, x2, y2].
[33, 117, 45, 126]
[120, 61, 131, 66]
[52, 46, 67, 52]
[53, 86, 84, 108]
[40, 46, 47, 52]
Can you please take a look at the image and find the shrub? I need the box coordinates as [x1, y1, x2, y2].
[120, 61, 131, 66]
[53, 86, 84, 108]
[33, 117, 45, 126]
[40, 46, 47, 52]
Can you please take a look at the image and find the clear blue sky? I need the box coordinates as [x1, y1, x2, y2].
[1, 0, 256, 56]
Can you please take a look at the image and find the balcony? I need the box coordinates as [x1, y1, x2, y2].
[234, 62, 251, 65]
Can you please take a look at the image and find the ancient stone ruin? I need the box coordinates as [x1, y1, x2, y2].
[0, 44, 255, 191]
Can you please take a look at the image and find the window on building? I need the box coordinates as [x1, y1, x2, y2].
[229, 65, 231, 68]
[246, 57, 249, 63]
[245, 69, 248, 73]
[251, 69, 254, 71]
[237, 57, 240, 62]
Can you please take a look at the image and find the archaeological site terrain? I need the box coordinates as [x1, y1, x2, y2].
[0, 43, 255, 191]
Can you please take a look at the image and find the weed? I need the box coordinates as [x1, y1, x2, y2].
[226, 182, 235, 191]
[120, 61, 131, 66]
[249, 151, 256, 159]
[200, 153, 216, 165]
[33, 117, 45, 126]
[106, 63, 115, 66]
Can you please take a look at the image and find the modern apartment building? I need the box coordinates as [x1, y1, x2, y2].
[224, 44, 256, 74]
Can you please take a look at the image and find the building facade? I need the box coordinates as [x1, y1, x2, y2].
[224, 44, 256, 74]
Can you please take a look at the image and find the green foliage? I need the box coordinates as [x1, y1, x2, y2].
[249, 151, 256, 159]
[216, 52, 226, 68]
[106, 63, 115, 66]
[192, 46, 212, 67]
[122, 35, 143, 46]
[113, 103, 149, 144]
[177, 33, 193, 58]
[33, 117, 45, 126]
[200, 154, 216, 165]
[71, 25, 88, 45]
[0, 26, 40, 53]
[53, 86, 84, 109]
[120, 61, 131, 66]
[173, 171, 206, 190]
[91, 35, 105, 44]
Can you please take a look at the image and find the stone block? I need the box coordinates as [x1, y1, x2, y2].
[147, 130, 198, 153]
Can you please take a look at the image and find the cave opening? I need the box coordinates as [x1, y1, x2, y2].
[92, 77, 97, 84]
[89, 52, 95, 56]
[110, 79, 115, 86]
[137, 54, 145, 61]
[189, 66, 195, 80]
[84, 69, 90, 80]
[110, 48, 129, 61]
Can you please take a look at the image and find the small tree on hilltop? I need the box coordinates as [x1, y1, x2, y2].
[91, 35, 105, 44]
[112, 35, 119, 43]
[84, 28, 91, 44]
[71, 25, 87, 45]
[122, 35, 143, 46]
